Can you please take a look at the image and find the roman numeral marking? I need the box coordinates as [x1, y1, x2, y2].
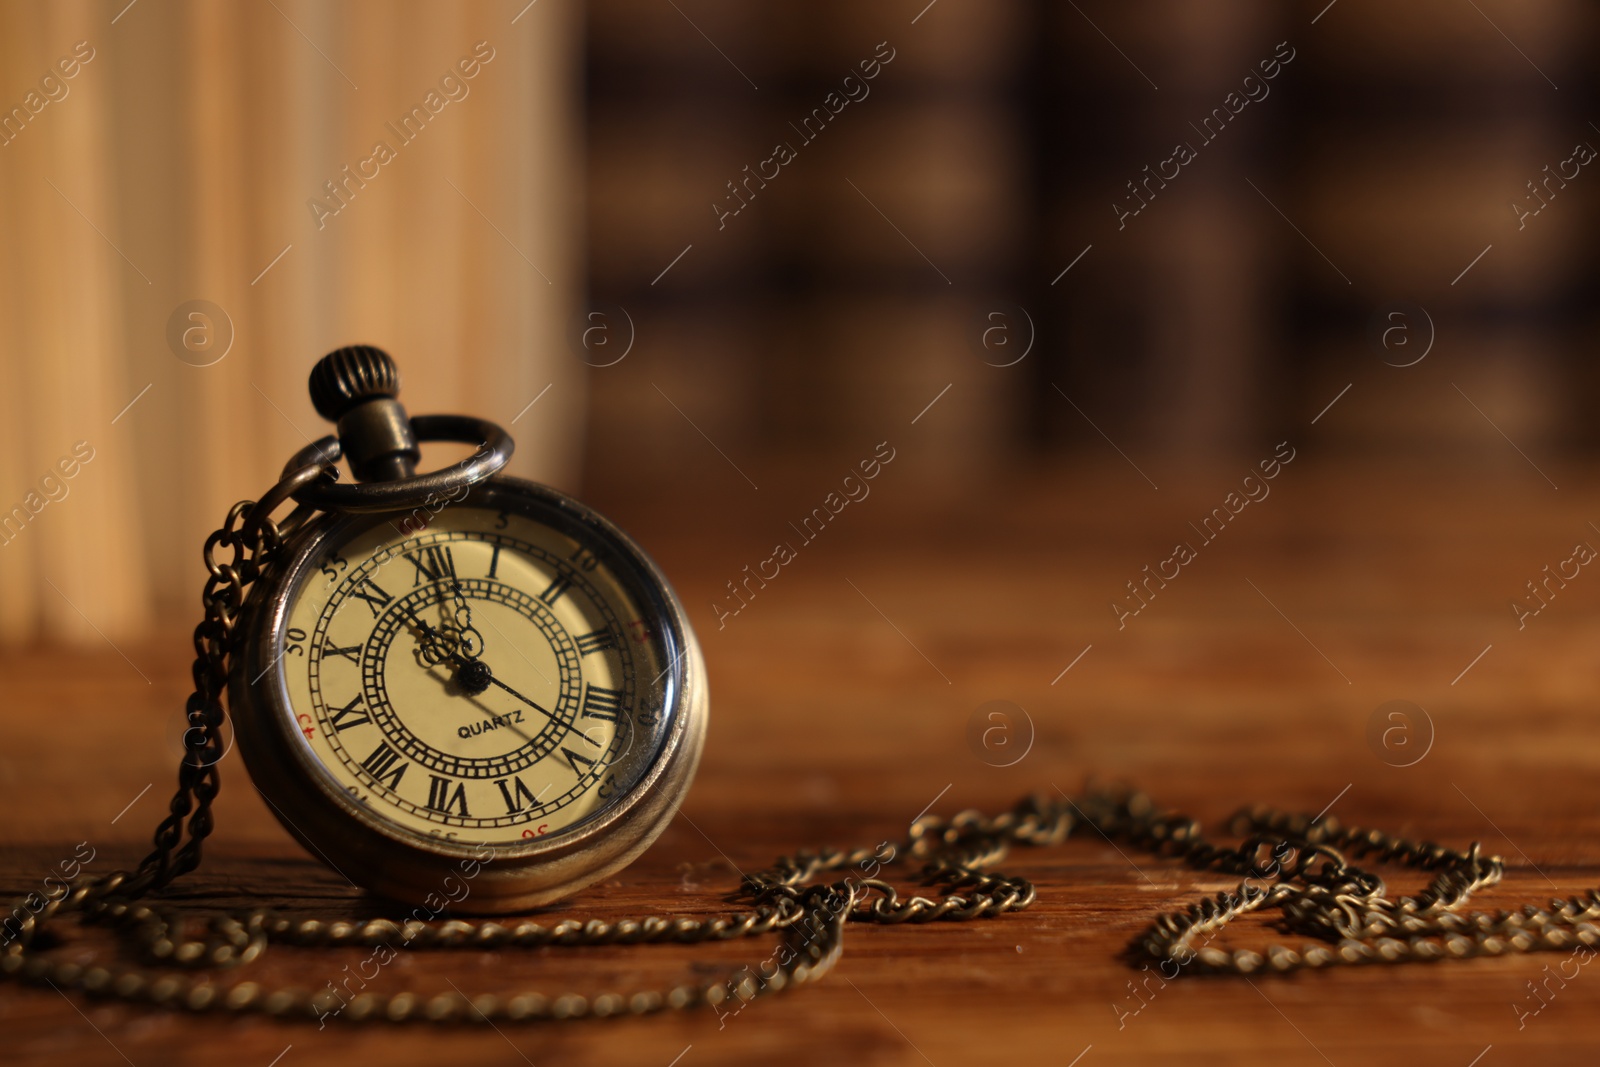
[575, 628, 617, 656]
[494, 775, 541, 815]
[426, 775, 470, 817]
[580, 684, 624, 722]
[349, 577, 394, 618]
[322, 639, 361, 664]
[538, 573, 574, 606]
[561, 745, 599, 776]
[328, 693, 372, 732]
[406, 545, 457, 586]
[360, 741, 408, 789]
[488, 543, 502, 580]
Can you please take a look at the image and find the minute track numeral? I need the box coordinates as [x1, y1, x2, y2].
[322, 640, 361, 664]
[538, 573, 574, 606]
[494, 775, 541, 815]
[575, 629, 617, 656]
[360, 741, 408, 790]
[579, 684, 624, 722]
[328, 694, 372, 732]
[426, 775, 470, 817]
[348, 577, 394, 618]
[406, 545, 456, 587]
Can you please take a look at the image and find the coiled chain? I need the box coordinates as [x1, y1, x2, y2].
[2, 479, 1596, 1023]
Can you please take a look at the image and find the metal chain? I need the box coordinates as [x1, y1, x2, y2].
[1124, 794, 1600, 974]
[4, 487, 1598, 1023]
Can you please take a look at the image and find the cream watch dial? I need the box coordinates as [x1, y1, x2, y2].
[278, 503, 669, 847]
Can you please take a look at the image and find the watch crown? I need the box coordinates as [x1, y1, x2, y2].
[310, 345, 402, 421]
[308, 345, 419, 482]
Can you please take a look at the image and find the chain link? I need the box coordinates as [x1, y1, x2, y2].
[3, 483, 1597, 1022]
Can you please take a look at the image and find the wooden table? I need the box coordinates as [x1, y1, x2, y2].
[5, 457, 1599, 1066]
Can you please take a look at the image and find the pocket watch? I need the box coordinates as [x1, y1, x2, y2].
[230, 347, 707, 913]
[5, 347, 1552, 1025]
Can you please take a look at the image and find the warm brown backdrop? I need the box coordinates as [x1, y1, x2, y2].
[581, 0, 1600, 489]
[5, 0, 1600, 1064]
[7, 460, 1600, 1065]
[0, 0, 580, 644]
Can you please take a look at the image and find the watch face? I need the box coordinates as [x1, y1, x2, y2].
[269, 481, 680, 850]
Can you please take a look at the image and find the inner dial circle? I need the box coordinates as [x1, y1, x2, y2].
[361, 580, 581, 780]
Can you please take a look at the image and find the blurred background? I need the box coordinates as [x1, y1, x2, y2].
[0, 0, 1596, 644]
[9, 8, 1600, 1060]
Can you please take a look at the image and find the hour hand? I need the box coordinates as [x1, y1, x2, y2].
[449, 580, 475, 626]
[401, 605, 452, 664]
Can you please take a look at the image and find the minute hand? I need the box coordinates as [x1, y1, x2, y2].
[407, 610, 563, 725]
[478, 669, 562, 725]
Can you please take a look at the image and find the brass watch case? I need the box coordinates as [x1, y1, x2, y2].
[230, 475, 707, 914]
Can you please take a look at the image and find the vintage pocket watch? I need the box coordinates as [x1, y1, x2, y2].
[4, 347, 1554, 1025]
[231, 347, 707, 913]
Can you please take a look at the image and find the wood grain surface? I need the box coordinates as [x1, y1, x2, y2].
[4, 458, 1600, 1066]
